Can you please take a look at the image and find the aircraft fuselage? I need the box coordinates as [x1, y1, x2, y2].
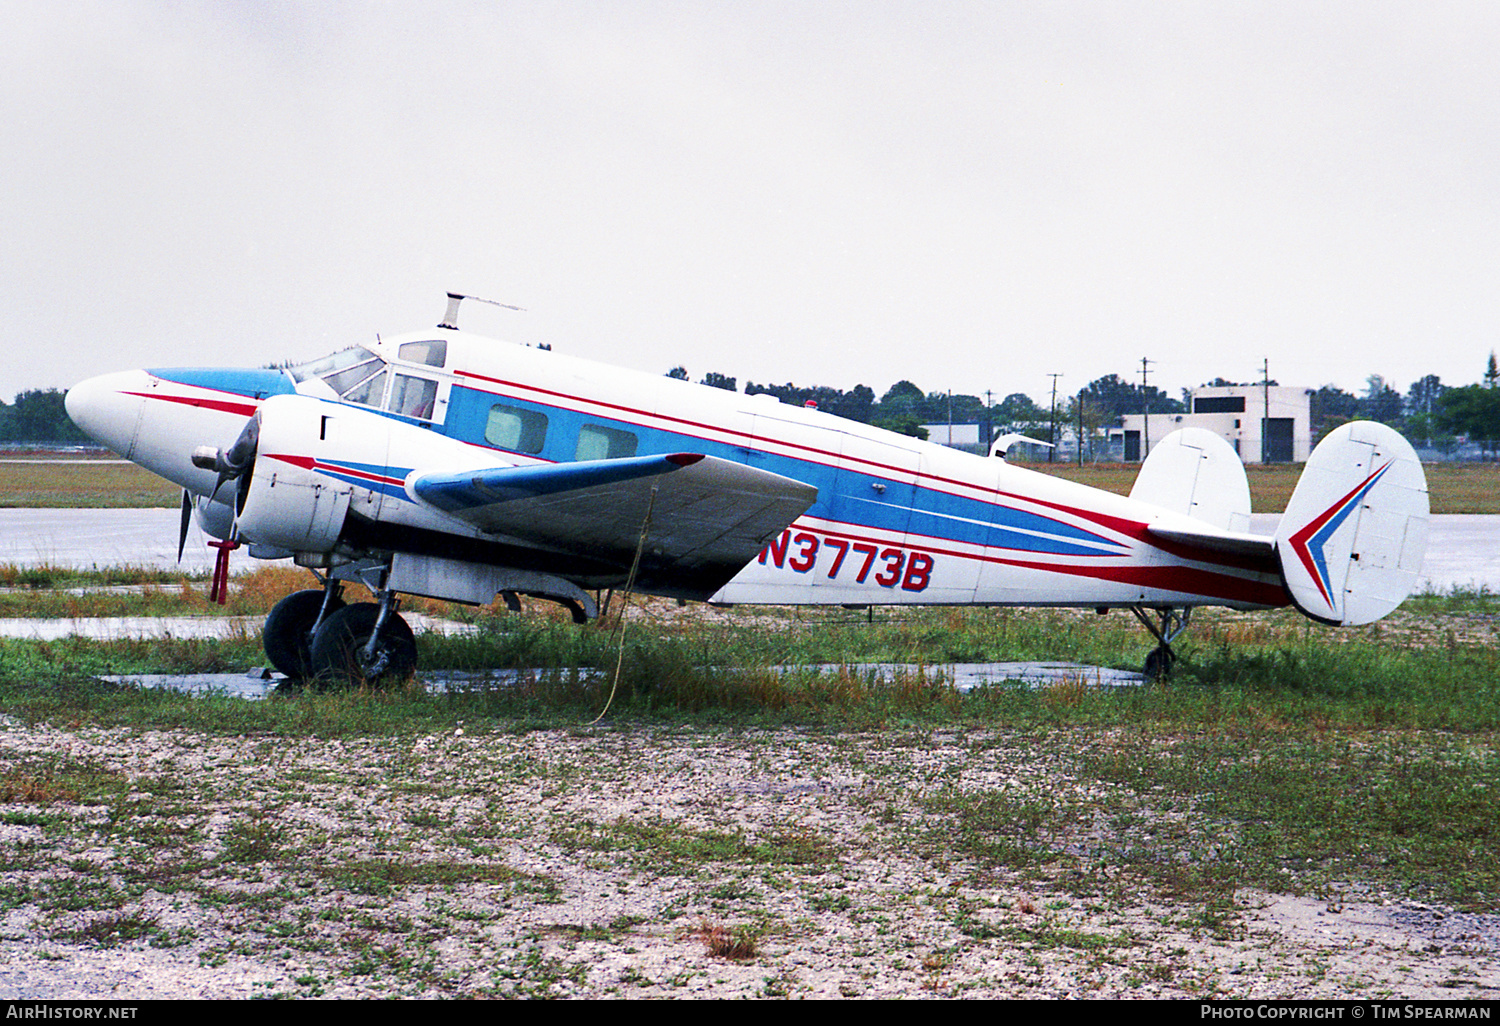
[66, 324, 1290, 613]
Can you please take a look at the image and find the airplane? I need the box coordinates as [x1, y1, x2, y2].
[64, 293, 1430, 687]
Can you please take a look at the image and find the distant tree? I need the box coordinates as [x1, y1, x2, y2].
[1358, 374, 1403, 425]
[870, 413, 929, 440]
[1310, 385, 1359, 442]
[878, 380, 923, 409]
[995, 392, 1046, 426]
[699, 371, 737, 391]
[1066, 396, 1109, 463]
[666, 366, 689, 380]
[1405, 374, 1446, 416]
[1487, 351, 1499, 390]
[1079, 373, 1183, 420]
[742, 381, 877, 423]
[1437, 384, 1500, 456]
[1, 389, 88, 443]
[829, 384, 876, 423]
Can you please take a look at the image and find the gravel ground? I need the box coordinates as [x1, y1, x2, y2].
[1, 717, 1498, 1000]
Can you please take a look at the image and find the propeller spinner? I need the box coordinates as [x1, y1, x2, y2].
[191, 411, 261, 509]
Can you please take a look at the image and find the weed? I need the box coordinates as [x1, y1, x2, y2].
[690, 918, 760, 960]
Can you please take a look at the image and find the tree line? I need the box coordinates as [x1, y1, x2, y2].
[669, 352, 1500, 456]
[0, 390, 88, 444]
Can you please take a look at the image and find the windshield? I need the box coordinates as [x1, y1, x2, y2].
[287, 347, 389, 407]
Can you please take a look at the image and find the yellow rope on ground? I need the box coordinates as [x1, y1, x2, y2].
[590, 483, 660, 725]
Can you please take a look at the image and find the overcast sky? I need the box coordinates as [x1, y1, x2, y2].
[4, 1, 1497, 409]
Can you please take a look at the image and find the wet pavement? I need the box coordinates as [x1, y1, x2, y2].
[95, 661, 1145, 699]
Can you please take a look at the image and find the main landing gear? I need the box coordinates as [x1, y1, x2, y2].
[262, 574, 417, 689]
[1130, 606, 1191, 681]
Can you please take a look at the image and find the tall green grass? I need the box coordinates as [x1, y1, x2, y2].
[1, 604, 1497, 732]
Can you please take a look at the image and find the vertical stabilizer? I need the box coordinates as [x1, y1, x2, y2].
[1274, 422, 1428, 625]
[1129, 427, 1252, 533]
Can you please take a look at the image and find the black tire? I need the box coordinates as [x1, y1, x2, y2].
[308, 603, 418, 690]
[263, 589, 345, 680]
[1143, 646, 1176, 681]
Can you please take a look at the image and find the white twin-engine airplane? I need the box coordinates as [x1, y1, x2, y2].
[65, 294, 1430, 686]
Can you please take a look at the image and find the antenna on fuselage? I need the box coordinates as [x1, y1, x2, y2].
[439, 292, 526, 330]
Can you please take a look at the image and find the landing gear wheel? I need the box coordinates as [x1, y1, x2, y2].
[308, 602, 417, 690]
[263, 589, 345, 680]
[1143, 645, 1176, 681]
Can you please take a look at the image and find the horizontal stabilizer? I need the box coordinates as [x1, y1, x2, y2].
[1146, 523, 1275, 561]
[410, 453, 818, 599]
[1274, 422, 1429, 626]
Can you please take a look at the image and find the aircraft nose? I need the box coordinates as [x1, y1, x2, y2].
[65, 370, 149, 458]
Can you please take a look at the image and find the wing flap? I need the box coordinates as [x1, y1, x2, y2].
[410, 454, 818, 599]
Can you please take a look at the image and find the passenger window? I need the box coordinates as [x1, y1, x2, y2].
[485, 404, 548, 454]
[398, 339, 447, 368]
[389, 375, 438, 420]
[575, 423, 638, 461]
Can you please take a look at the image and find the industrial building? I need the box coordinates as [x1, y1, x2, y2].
[1114, 384, 1313, 463]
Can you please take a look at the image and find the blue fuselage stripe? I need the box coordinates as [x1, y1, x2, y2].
[441, 384, 1119, 557]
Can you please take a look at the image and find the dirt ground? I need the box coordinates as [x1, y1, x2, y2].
[1, 716, 1497, 1000]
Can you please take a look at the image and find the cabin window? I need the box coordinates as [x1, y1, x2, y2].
[389, 374, 438, 420]
[398, 339, 447, 368]
[485, 403, 548, 454]
[575, 423, 638, 461]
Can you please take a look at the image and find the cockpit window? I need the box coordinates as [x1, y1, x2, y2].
[343, 369, 387, 407]
[287, 347, 390, 407]
[398, 339, 447, 368]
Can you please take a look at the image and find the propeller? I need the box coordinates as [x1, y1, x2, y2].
[187, 412, 259, 605]
[177, 490, 192, 563]
[191, 411, 261, 509]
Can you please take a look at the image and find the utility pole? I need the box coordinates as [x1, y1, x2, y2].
[1077, 388, 1085, 464]
[1139, 357, 1154, 460]
[1047, 373, 1063, 462]
[1261, 357, 1271, 464]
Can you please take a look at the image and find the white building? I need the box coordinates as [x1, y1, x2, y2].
[1114, 385, 1313, 464]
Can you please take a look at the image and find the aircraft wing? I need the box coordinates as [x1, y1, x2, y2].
[409, 453, 818, 598]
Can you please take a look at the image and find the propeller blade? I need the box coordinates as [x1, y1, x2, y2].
[177, 490, 192, 563]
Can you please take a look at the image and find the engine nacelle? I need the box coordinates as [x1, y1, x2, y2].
[192, 494, 236, 541]
[234, 396, 358, 555]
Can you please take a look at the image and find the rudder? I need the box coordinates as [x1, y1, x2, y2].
[1274, 421, 1429, 625]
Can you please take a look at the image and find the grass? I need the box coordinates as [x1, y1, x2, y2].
[0, 460, 180, 508]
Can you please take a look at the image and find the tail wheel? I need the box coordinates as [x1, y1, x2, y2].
[1143, 645, 1176, 681]
[263, 589, 345, 680]
[308, 602, 418, 690]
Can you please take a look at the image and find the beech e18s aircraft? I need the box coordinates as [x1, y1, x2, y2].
[65, 294, 1430, 686]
